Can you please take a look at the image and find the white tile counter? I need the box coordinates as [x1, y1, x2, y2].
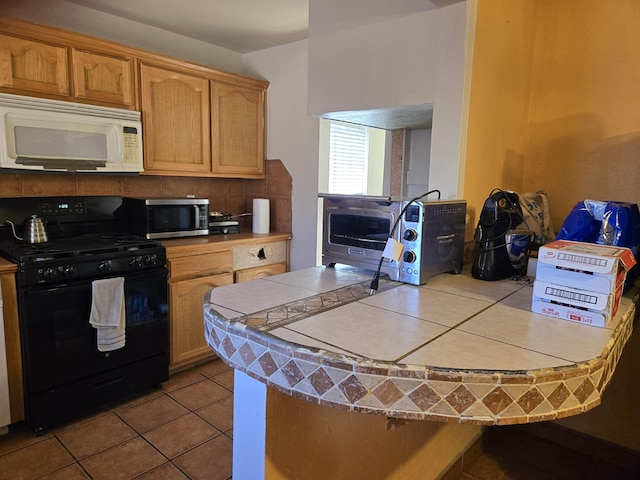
[204, 266, 639, 425]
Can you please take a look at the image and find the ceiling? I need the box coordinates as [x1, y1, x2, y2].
[67, 0, 309, 54]
[57, 0, 462, 130]
[65, 0, 462, 54]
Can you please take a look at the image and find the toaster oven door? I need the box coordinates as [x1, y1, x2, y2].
[322, 201, 401, 276]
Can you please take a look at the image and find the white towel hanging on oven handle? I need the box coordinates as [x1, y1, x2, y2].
[89, 277, 126, 352]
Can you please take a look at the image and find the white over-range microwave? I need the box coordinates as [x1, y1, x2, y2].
[0, 93, 143, 173]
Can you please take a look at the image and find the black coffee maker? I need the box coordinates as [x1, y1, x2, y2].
[472, 189, 530, 281]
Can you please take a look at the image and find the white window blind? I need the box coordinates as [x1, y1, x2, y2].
[328, 122, 367, 194]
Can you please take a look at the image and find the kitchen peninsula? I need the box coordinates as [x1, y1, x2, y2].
[204, 266, 639, 479]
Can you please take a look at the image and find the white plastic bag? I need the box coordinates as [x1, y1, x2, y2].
[520, 190, 554, 246]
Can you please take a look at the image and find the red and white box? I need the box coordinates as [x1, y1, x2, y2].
[531, 240, 636, 327]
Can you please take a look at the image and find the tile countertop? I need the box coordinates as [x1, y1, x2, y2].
[203, 266, 639, 425]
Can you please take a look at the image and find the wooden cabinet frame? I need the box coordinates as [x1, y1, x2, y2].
[0, 15, 269, 178]
[164, 234, 290, 372]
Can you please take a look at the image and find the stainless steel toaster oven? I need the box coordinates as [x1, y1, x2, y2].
[320, 194, 466, 285]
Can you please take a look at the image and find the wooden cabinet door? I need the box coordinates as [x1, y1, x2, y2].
[211, 81, 265, 178]
[169, 272, 233, 370]
[140, 62, 211, 174]
[0, 272, 24, 423]
[0, 33, 69, 96]
[72, 49, 135, 108]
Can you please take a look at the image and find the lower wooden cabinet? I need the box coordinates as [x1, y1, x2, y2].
[164, 233, 290, 372]
[0, 270, 23, 423]
[169, 272, 233, 371]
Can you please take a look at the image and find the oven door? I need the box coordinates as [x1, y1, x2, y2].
[19, 269, 168, 394]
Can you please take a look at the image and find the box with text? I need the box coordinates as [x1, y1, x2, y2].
[532, 240, 636, 327]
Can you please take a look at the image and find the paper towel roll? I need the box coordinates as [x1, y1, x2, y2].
[252, 198, 270, 234]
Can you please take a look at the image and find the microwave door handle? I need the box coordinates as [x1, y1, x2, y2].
[193, 205, 199, 228]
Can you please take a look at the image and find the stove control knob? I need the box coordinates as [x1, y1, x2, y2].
[58, 265, 78, 277]
[403, 229, 418, 242]
[143, 254, 157, 266]
[128, 256, 143, 268]
[403, 251, 417, 263]
[40, 267, 57, 281]
[97, 260, 113, 273]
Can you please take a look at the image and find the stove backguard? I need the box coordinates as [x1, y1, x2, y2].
[0, 195, 125, 242]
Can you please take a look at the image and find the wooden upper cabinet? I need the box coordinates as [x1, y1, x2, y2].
[72, 49, 135, 108]
[0, 16, 269, 178]
[0, 33, 69, 96]
[211, 82, 265, 178]
[139, 62, 211, 174]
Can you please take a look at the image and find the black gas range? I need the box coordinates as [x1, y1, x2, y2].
[0, 196, 169, 429]
[0, 232, 166, 286]
[0, 195, 166, 275]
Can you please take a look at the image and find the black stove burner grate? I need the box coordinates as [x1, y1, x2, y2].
[0, 233, 161, 264]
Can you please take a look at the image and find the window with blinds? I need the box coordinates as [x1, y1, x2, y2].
[328, 122, 367, 194]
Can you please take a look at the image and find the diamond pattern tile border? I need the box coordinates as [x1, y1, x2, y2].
[204, 281, 639, 425]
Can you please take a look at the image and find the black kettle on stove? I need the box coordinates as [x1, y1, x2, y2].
[471, 190, 530, 281]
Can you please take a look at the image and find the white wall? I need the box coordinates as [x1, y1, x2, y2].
[244, 41, 320, 270]
[404, 129, 431, 198]
[307, 1, 469, 200]
[0, 0, 244, 73]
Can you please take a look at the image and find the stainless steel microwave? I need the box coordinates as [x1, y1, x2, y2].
[122, 197, 209, 239]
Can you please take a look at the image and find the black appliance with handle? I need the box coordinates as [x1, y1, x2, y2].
[0, 196, 169, 429]
[471, 189, 530, 281]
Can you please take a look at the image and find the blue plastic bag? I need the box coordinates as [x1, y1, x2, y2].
[556, 199, 640, 287]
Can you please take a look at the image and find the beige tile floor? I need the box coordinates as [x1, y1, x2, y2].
[0, 358, 233, 480]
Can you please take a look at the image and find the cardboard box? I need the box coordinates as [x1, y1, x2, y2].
[532, 240, 636, 327]
[531, 297, 611, 327]
[531, 277, 625, 327]
[537, 240, 636, 275]
[535, 263, 621, 294]
[533, 280, 613, 311]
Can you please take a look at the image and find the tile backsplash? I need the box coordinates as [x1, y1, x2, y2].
[0, 159, 292, 233]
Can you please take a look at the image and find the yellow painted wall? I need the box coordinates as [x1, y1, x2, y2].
[523, 0, 640, 230]
[462, 0, 538, 237]
[464, 0, 640, 237]
[464, 0, 640, 452]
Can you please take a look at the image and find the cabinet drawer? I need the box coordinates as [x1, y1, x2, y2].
[168, 250, 232, 279]
[235, 262, 287, 283]
[233, 241, 287, 271]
